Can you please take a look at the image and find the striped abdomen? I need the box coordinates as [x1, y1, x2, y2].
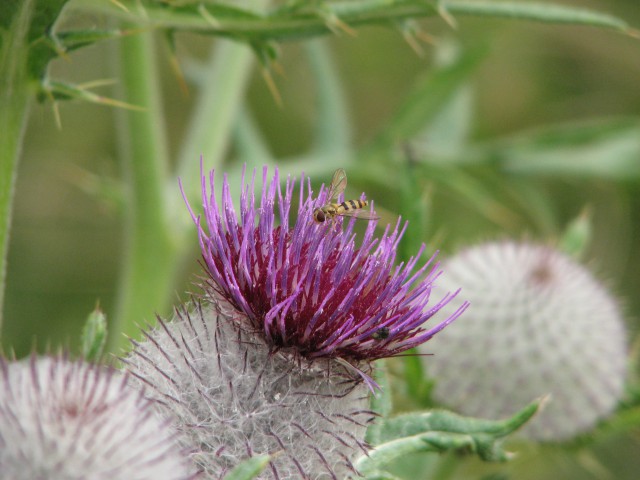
[336, 199, 368, 214]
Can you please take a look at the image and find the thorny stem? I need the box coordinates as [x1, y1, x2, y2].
[0, 0, 35, 333]
[72, 0, 633, 43]
[111, 28, 176, 352]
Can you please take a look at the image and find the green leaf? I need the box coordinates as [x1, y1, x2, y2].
[483, 118, 640, 180]
[55, 27, 138, 51]
[558, 208, 592, 259]
[28, 28, 137, 80]
[443, 0, 633, 34]
[3, 0, 68, 78]
[379, 400, 541, 441]
[356, 399, 544, 475]
[39, 79, 145, 110]
[365, 45, 486, 155]
[397, 146, 431, 264]
[81, 304, 107, 361]
[417, 39, 474, 155]
[223, 454, 271, 480]
[364, 471, 403, 480]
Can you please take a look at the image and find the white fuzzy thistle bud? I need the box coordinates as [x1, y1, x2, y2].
[421, 241, 628, 441]
[124, 301, 374, 479]
[0, 356, 195, 479]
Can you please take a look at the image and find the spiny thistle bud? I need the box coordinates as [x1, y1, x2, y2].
[421, 241, 628, 441]
[124, 166, 467, 478]
[0, 355, 195, 480]
[126, 302, 373, 478]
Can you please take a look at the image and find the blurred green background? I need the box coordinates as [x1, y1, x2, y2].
[2, 1, 640, 478]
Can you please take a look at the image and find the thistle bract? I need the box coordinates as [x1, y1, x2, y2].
[183, 165, 467, 387]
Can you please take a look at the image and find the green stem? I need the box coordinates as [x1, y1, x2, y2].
[75, 0, 439, 41]
[306, 39, 351, 157]
[110, 28, 175, 353]
[174, 39, 256, 219]
[430, 452, 460, 480]
[74, 0, 633, 43]
[0, 0, 35, 333]
[233, 107, 274, 164]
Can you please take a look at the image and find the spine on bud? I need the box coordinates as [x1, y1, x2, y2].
[125, 300, 375, 479]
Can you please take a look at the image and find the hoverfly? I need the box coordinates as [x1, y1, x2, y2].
[313, 168, 379, 223]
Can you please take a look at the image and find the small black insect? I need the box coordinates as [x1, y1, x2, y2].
[372, 327, 390, 340]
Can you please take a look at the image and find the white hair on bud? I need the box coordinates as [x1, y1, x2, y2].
[124, 300, 374, 478]
[422, 241, 628, 441]
[0, 356, 196, 479]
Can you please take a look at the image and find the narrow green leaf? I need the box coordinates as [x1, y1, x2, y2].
[356, 430, 472, 476]
[485, 118, 640, 180]
[223, 454, 271, 480]
[357, 399, 543, 475]
[81, 304, 107, 361]
[364, 470, 403, 480]
[39, 79, 145, 110]
[379, 398, 543, 442]
[26, 0, 68, 41]
[415, 162, 522, 228]
[444, 0, 632, 34]
[558, 208, 592, 259]
[417, 39, 474, 155]
[365, 45, 486, 155]
[398, 145, 431, 263]
[55, 27, 139, 51]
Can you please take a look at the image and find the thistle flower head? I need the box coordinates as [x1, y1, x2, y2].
[124, 166, 465, 478]
[183, 165, 467, 386]
[421, 241, 628, 441]
[0, 355, 196, 479]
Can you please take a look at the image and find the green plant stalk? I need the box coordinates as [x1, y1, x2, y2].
[76, 0, 439, 40]
[75, 0, 633, 43]
[0, 0, 35, 333]
[174, 39, 257, 213]
[110, 29, 175, 353]
[306, 39, 351, 157]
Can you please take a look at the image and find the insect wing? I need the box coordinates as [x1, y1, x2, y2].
[326, 168, 347, 202]
[336, 208, 379, 221]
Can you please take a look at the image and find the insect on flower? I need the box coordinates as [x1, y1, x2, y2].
[371, 326, 390, 340]
[313, 168, 379, 223]
[181, 164, 468, 391]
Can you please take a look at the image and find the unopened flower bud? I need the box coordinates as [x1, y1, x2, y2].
[422, 241, 627, 441]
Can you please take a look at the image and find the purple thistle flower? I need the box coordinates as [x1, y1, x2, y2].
[183, 165, 467, 387]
